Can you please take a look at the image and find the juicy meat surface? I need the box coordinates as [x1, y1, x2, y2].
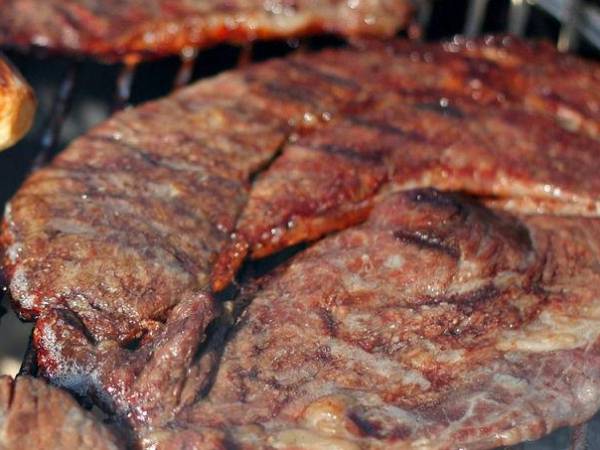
[0, 54, 35, 150]
[35, 189, 600, 449]
[0, 375, 122, 449]
[2, 47, 390, 342]
[213, 36, 600, 289]
[1, 36, 600, 449]
[0, 0, 411, 61]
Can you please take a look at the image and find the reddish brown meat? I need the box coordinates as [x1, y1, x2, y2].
[36, 189, 600, 449]
[213, 37, 600, 289]
[0, 375, 123, 449]
[1, 47, 388, 343]
[0, 0, 411, 61]
[2, 37, 600, 449]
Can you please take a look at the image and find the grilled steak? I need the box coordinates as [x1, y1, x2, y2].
[213, 36, 600, 289]
[2, 37, 600, 449]
[35, 189, 600, 449]
[0, 0, 411, 61]
[1, 48, 386, 342]
[0, 54, 35, 150]
[0, 375, 122, 449]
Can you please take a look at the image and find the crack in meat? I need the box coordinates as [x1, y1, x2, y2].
[1, 36, 600, 449]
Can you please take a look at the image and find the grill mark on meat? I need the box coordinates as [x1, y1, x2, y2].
[259, 80, 321, 110]
[315, 143, 387, 165]
[393, 230, 460, 259]
[4, 37, 600, 450]
[286, 59, 362, 90]
[14, 190, 219, 261]
[415, 101, 465, 118]
[349, 117, 428, 142]
[82, 134, 248, 184]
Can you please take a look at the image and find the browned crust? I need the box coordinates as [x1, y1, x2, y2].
[0, 0, 413, 62]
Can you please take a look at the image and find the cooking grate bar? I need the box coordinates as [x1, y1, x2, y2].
[174, 47, 199, 89]
[113, 61, 138, 111]
[508, 0, 532, 36]
[464, 0, 491, 37]
[32, 62, 79, 169]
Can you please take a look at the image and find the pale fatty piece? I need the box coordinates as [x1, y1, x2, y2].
[0, 0, 412, 61]
[2, 37, 600, 449]
[0, 54, 35, 151]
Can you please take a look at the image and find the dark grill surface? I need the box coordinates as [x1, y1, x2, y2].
[0, 1, 599, 448]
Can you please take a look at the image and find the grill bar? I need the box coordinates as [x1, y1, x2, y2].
[113, 61, 137, 111]
[174, 47, 199, 89]
[32, 62, 79, 170]
[558, 0, 582, 51]
[464, 0, 490, 37]
[508, 0, 531, 36]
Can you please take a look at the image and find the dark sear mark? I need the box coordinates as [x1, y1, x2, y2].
[316, 143, 387, 165]
[349, 117, 428, 142]
[393, 229, 459, 259]
[415, 100, 465, 118]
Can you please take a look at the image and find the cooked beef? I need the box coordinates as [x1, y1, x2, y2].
[0, 54, 35, 150]
[213, 36, 600, 289]
[1, 47, 388, 343]
[36, 189, 600, 449]
[2, 37, 600, 449]
[0, 0, 411, 61]
[216, 94, 600, 282]
[0, 375, 123, 449]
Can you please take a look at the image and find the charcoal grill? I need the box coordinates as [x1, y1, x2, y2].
[0, 1, 599, 448]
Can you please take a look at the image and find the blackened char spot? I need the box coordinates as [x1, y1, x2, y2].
[316, 143, 386, 164]
[408, 188, 473, 221]
[393, 230, 459, 259]
[348, 412, 386, 439]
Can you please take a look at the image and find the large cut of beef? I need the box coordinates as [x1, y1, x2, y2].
[0, 54, 35, 150]
[0, 0, 412, 61]
[34, 189, 600, 449]
[2, 36, 600, 449]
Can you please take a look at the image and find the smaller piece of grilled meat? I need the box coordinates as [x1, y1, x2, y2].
[0, 0, 411, 61]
